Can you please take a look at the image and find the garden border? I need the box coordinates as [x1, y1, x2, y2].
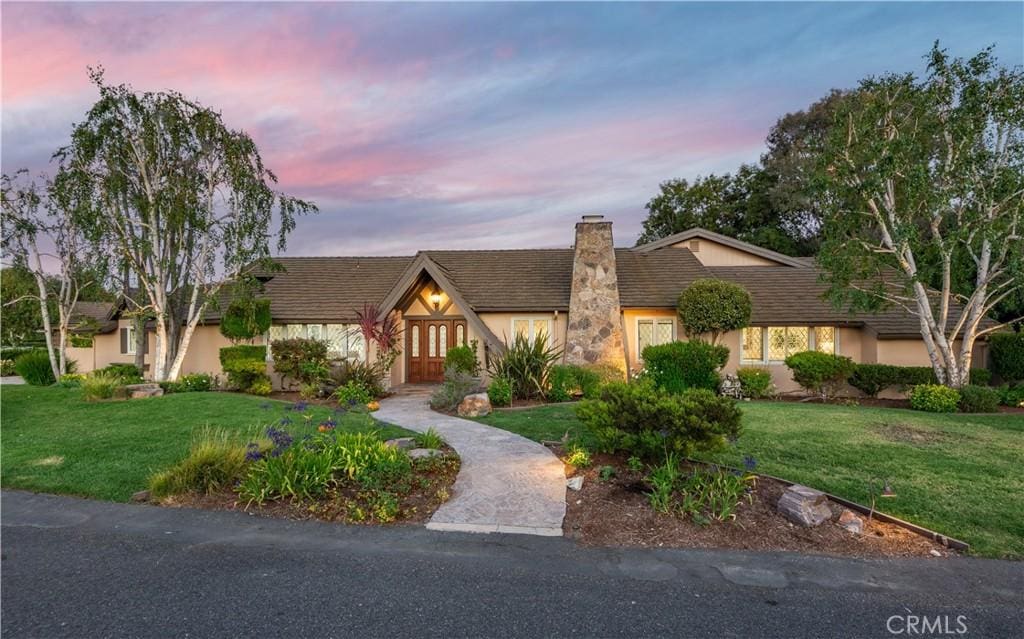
[687, 459, 971, 552]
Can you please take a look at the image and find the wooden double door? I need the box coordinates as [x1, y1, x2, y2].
[406, 318, 468, 383]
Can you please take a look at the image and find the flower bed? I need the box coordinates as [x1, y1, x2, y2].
[560, 450, 953, 558]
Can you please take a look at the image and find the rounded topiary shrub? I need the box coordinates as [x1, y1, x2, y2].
[909, 384, 960, 413]
[677, 278, 752, 343]
[219, 297, 272, 342]
[443, 345, 480, 377]
[736, 366, 773, 399]
[957, 385, 1000, 413]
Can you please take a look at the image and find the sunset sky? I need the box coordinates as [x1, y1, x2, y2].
[3, 2, 1022, 255]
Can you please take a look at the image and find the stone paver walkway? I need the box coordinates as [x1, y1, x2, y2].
[1, 376, 26, 385]
[375, 392, 566, 536]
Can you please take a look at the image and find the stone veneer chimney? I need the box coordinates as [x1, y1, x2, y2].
[564, 215, 626, 368]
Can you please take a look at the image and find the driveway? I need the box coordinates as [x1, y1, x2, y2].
[2, 491, 1022, 638]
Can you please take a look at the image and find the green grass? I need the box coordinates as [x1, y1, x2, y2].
[477, 401, 1024, 558]
[1, 386, 413, 502]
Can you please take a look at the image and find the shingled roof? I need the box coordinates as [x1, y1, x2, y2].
[426, 249, 575, 311]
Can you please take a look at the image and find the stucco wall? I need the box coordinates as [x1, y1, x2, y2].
[669, 238, 777, 266]
[621, 308, 677, 371]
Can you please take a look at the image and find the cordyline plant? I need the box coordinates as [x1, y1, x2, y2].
[814, 44, 1024, 388]
[354, 303, 403, 377]
[55, 68, 316, 381]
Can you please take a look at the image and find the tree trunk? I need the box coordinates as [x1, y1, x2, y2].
[30, 247, 60, 381]
[133, 315, 146, 372]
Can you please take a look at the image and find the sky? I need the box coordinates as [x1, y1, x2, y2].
[2, 2, 1022, 256]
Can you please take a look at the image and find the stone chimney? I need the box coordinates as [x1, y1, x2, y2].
[564, 215, 625, 368]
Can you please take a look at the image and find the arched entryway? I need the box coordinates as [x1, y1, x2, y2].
[405, 318, 467, 383]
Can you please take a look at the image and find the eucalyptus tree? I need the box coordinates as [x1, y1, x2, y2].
[1, 170, 102, 378]
[816, 44, 1023, 388]
[57, 69, 315, 381]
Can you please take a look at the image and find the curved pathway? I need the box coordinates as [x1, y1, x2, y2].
[376, 392, 566, 536]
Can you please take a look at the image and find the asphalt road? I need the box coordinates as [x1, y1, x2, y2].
[2, 491, 1021, 638]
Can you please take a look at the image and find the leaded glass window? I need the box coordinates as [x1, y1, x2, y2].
[742, 327, 763, 361]
[439, 325, 448, 354]
[428, 325, 437, 357]
[768, 327, 787, 361]
[456, 324, 465, 346]
[410, 325, 420, 357]
[815, 327, 836, 354]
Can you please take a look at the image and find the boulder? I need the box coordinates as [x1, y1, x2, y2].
[838, 509, 864, 535]
[408, 448, 442, 460]
[124, 383, 164, 399]
[385, 437, 417, 450]
[457, 393, 492, 417]
[777, 484, 832, 527]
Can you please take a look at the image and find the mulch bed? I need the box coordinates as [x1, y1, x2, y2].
[561, 451, 955, 558]
[160, 449, 460, 527]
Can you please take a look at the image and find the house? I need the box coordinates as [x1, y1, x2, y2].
[69, 215, 989, 394]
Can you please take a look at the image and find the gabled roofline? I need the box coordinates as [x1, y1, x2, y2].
[376, 252, 505, 353]
[632, 227, 808, 268]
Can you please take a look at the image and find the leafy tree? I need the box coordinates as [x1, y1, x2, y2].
[0, 266, 47, 346]
[676, 278, 752, 344]
[815, 44, 1023, 388]
[1, 170, 104, 378]
[219, 279, 272, 343]
[56, 69, 315, 381]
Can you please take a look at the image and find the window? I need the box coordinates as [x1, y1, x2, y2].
[511, 316, 553, 345]
[410, 324, 420, 357]
[439, 324, 448, 354]
[815, 327, 836, 354]
[456, 324, 465, 346]
[637, 318, 675, 356]
[742, 327, 763, 361]
[270, 324, 364, 361]
[743, 326, 838, 363]
[428, 325, 437, 357]
[125, 327, 137, 355]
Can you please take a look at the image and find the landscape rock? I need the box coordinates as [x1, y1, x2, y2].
[457, 393, 492, 417]
[408, 448, 442, 460]
[838, 509, 864, 535]
[777, 484, 832, 527]
[929, 549, 942, 557]
[566, 476, 584, 491]
[131, 490, 150, 502]
[385, 437, 417, 450]
[124, 383, 164, 399]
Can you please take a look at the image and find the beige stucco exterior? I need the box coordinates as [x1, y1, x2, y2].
[669, 238, 778, 266]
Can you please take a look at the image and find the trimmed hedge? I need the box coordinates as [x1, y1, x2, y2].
[548, 364, 602, 402]
[989, 333, 1024, 383]
[736, 367, 773, 399]
[641, 341, 729, 393]
[909, 384, 960, 413]
[784, 351, 855, 400]
[849, 363, 992, 397]
[958, 385, 1000, 413]
[219, 298, 272, 342]
[219, 345, 269, 394]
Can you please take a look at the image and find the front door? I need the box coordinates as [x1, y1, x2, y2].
[406, 318, 467, 383]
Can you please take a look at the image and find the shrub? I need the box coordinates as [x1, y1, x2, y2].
[575, 380, 742, 460]
[98, 363, 143, 384]
[82, 371, 122, 401]
[736, 367, 773, 399]
[414, 428, 445, 449]
[583, 363, 625, 387]
[909, 384, 960, 413]
[161, 373, 215, 394]
[238, 430, 412, 504]
[641, 341, 729, 394]
[784, 351, 855, 400]
[334, 380, 373, 407]
[548, 364, 602, 402]
[968, 368, 992, 386]
[219, 345, 269, 394]
[270, 338, 330, 387]
[849, 363, 991, 397]
[1, 358, 17, 376]
[444, 343, 481, 377]
[14, 350, 56, 386]
[958, 385, 1000, 413]
[487, 376, 512, 407]
[57, 373, 86, 388]
[219, 297, 271, 342]
[676, 278, 752, 343]
[148, 429, 248, 498]
[487, 332, 561, 400]
[989, 332, 1024, 383]
[998, 384, 1024, 407]
[328, 360, 385, 399]
[430, 366, 479, 411]
[564, 443, 591, 468]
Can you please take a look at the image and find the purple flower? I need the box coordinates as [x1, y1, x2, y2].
[279, 416, 292, 426]
[291, 401, 309, 412]
[259, 402, 271, 410]
[743, 455, 757, 471]
[347, 398, 359, 407]
[245, 442, 263, 462]
[265, 426, 294, 452]
[320, 418, 337, 430]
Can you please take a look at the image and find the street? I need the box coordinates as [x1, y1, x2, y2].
[2, 491, 1021, 638]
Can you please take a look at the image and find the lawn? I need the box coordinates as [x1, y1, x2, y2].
[477, 401, 1024, 559]
[1, 386, 413, 502]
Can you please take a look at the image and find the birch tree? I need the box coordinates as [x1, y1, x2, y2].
[816, 44, 1024, 388]
[1, 170, 100, 379]
[57, 70, 315, 381]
